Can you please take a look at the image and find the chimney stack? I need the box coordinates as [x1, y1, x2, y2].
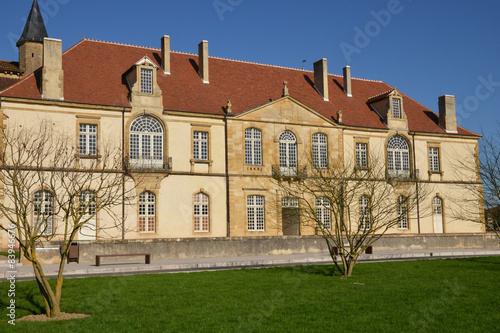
[343, 66, 352, 97]
[439, 95, 457, 133]
[314, 58, 329, 101]
[42, 38, 64, 100]
[198, 40, 209, 84]
[161, 35, 171, 75]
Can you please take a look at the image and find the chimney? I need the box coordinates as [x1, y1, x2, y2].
[314, 58, 328, 101]
[161, 35, 170, 75]
[198, 40, 209, 84]
[343, 66, 352, 97]
[42, 38, 64, 100]
[439, 95, 457, 133]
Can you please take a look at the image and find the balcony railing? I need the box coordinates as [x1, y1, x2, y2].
[272, 165, 306, 180]
[126, 156, 172, 172]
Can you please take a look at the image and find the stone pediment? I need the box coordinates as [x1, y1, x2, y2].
[235, 96, 335, 127]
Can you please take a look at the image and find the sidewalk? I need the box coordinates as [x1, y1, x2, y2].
[2, 248, 500, 280]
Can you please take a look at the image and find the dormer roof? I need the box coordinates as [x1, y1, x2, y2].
[16, 0, 48, 47]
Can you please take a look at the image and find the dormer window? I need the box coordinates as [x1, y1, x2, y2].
[141, 68, 153, 94]
[392, 98, 401, 118]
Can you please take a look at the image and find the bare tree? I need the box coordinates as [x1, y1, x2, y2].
[272, 153, 426, 277]
[0, 120, 137, 317]
[451, 131, 499, 238]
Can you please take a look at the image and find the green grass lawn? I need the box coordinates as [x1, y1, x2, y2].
[1, 257, 499, 332]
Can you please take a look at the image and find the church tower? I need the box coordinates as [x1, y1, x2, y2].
[17, 0, 48, 77]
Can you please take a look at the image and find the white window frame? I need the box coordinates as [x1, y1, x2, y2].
[429, 147, 440, 172]
[247, 195, 265, 231]
[193, 131, 209, 160]
[245, 128, 262, 165]
[139, 191, 156, 233]
[141, 68, 153, 94]
[279, 131, 297, 176]
[397, 195, 408, 229]
[79, 190, 97, 240]
[392, 98, 401, 118]
[34, 190, 54, 236]
[312, 133, 328, 169]
[79, 124, 97, 156]
[130, 116, 164, 169]
[194, 193, 209, 232]
[356, 142, 368, 168]
[359, 195, 371, 230]
[387, 136, 410, 178]
[315, 197, 331, 230]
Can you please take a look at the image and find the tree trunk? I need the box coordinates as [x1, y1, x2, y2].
[32, 260, 61, 317]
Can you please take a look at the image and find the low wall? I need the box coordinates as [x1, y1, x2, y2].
[25, 233, 500, 264]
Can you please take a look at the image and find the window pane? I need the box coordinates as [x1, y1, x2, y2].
[248, 195, 264, 231]
[141, 69, 153, 94]
[356, 143, 367, 168]
[313, 133, 327, 168]
[139, 192, 155, 232]
[130, 117, 163, 168]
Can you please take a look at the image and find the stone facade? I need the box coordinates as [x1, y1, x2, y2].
[0, 3, 486, 249]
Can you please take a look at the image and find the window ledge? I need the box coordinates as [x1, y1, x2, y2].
[79, 154, 100, 159]
[191, 159, 213, 165]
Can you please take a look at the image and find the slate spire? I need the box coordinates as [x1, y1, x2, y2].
[16, 0, 48, 47]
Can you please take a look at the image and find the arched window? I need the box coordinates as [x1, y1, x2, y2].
[359, 195, 370, 230]
[139, 191, 156, 233]
[247, 195, 265, 231]
[130, 116, 163, 169]
[194, 193, 209, 232]
[34, 190, 54, 236]
[397, 195, 408, 229]
[433, 196, 444, 233]
[312, 133, 327, 169]
[245, 128, 262, 165]
[279, 131, 297, 176]
[387, 136, 410, 178]
[79, 190, 97, 240]
[315, 197, 331, 230]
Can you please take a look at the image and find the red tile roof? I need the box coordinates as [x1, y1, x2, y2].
[0, 60, 20, 74]
[0, 38, 478, 136]
[0, 77, 20, 91]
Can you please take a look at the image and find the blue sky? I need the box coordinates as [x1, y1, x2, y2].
[1, 0, 499, 137]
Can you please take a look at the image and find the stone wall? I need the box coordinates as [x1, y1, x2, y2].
[28, 233, 500, 264]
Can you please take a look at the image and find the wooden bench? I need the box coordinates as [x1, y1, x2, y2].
[95, 253, 151, 266]
[332, 246, 373, 255]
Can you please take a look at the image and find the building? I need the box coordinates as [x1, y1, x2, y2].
[0, 1, 484, 249]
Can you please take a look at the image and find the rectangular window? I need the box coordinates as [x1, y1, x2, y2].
[398, 196, 408, 229]
[34, 191, 54, 236]
[247, 195, 265, 231]
[193, 131, 208, 160]
[141, 68, 153, 94]
[245, 128, 262, 165]
[392, 98, 401, 118]
[359, 196, 370, 230]
[356, 142, 368, 168]
[194, 193, 209, 232]
[312, 133, 328, 169]
[429, 147, 440, 172]
[315, 197, 331, 230]
[79, 124, 97, 155]
[139, 192, 155, 233]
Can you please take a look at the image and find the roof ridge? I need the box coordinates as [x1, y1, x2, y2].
[82, 38, 161, 52]
[78, 38, 384, 82]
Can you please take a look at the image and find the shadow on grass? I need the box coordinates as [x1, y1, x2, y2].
[278, 264, 340, 277]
